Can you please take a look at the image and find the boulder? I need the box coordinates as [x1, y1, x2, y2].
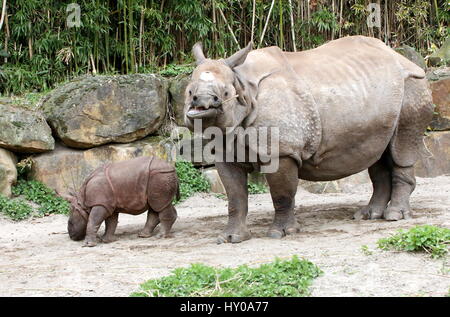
[29, 136, 173, 196]
[0, 148, 17, 198]
[0, 99, 54, 153]
[428, 38, 450, 67]
[42, 74, 168, 149]
[394, 45, 426, 70]
[429, 77, 450, 131]
[168, 74, 190, 126]
[415, 131, 450, 178]
[201, 168, 226, 194]
[426, 66, 450, 81]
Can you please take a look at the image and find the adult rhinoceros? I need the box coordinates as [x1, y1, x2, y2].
[184, 36, 433, 244]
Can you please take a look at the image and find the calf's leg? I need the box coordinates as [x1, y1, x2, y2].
[101, 213, 119, 243]
[157, 205, 177, 238]
[84, 205, 109, 247]
[138, 210, 160, 238]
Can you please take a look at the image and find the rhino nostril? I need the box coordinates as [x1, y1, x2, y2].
[193, 95, 198, 101]
[213, 96, 219, 102]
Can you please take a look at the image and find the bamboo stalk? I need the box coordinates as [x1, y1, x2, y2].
[0, 0, 6, 31]
[288, 0, 296, 51]
[259, 0, 276, 48]
[139, 5, 144, 68]
[251, 0, 256, 44]
[123, 1, 129, 73]
[217, 6, 240, 49]
[279, 0, 283, 50]
[339, 0, 343, 37]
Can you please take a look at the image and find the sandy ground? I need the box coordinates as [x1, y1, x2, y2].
[0, 176, 449, 297]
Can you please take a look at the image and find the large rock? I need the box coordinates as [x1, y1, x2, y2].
[0, 148, 17, 198]
[29, 136, 173, 196]
[428, 38, 450, 67]
[429, 78, 450, 131]
[394, 45, 426, 70]
[42, 74, 168, 149]
[426, 66, 450, 82]
[202, 168, 226, 194]
[415, 131, 450, 178]
[0, 99, 54, 153]
[168, 74, 190, 126]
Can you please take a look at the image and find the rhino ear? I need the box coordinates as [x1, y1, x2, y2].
[57, 190, 75, 203]
[192, 42, 206, 65]
[224, 41, 253, 68]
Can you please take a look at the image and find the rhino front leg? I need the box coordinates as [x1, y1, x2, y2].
[216, 162, 251, 244]
[84, 206, 109, 247]
[138, 210, 160, 238]
[101, 213, 119, 243]
[265, 157, 299, 238]
[157, 205, 177, 238]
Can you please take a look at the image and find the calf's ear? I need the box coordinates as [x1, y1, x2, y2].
[56, 190, 74, 203]
[224, 41, 253, 68]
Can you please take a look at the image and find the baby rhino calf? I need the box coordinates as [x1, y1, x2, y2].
[66, 156, 180, 247]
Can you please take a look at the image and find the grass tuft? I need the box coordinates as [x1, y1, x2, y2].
[131, 256, 322, 297]
[377, 225, 450, 259]
[174, 160, 210, 204]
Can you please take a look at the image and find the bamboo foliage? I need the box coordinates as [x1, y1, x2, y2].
[0, 0, 448, 95]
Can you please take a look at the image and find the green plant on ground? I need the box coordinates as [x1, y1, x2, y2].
[131, 255, 322, 297]
[0, 195, 33, 221]
[12, 179, 70, 216]
[248, 182, 268, 194]
[377, 225, 450, 259]
[214, 193, 227, 200]
[174, 160, 210, 203]
[158, 64, 194, 77]
[361, 245, 373, 256]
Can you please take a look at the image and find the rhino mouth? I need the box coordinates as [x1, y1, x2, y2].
[186, 106, 218, 119]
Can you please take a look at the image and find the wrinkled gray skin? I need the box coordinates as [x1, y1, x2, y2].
[66, 156, 179, 247]
[184, 36, 433, 244]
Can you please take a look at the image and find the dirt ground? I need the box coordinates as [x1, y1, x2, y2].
[0, 176, 449, 297]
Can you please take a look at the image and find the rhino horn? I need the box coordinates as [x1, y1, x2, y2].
[193, 42, 206, 65]
[224, 41, 253, 68]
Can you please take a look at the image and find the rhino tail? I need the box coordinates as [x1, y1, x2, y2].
[176, 178, 181, 201]
[395, 52, 426, 79]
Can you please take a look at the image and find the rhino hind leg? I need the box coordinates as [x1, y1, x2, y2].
[353, 155, 392, 220]
[383, 165, 415, 221]
[383, 77, 432, 221]
[138, 210, 160, 238]
[157, 205, 177, 238]
[265, 157, 300, 238]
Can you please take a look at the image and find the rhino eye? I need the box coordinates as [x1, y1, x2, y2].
[189, 90, 192, 96]
[224, 92, 228, 97]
